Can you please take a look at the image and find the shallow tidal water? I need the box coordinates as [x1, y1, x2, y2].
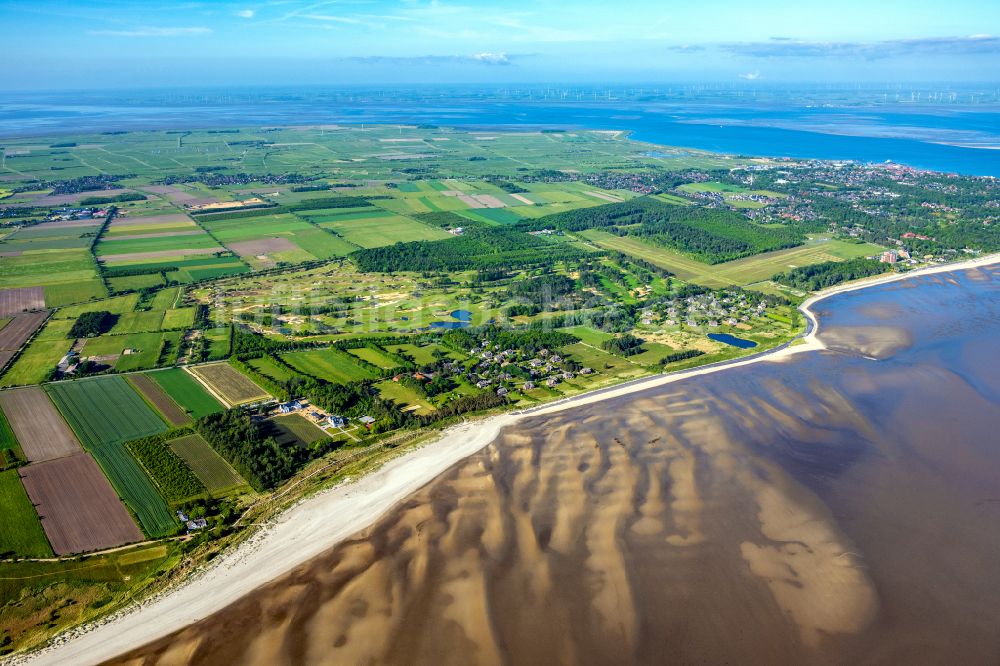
[114, 266, 1000, 666]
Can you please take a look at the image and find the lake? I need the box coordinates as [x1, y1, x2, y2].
[112, 264, 1000, 665]
[707, 332, 757, 348]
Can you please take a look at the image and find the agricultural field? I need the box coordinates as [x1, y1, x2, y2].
[0, 310, 49, 370]
[309, 211, 450, 248]
[0, 318, 75, 387]
[80, 330, 183, 372]
[346, 346, 401, 369]
[128, 374, 191, 426]
[385, 342, 467, 365]
[246, 356, 301, 383]
[168, 433, 247, 495]
[19, 453, 144, 555]
[0, 387, 82, 462]
[265, 414, 327, 448]
[187, 362, 270, 406]
[0, 469, 53, 558]
[45, 377, 175, 536]
[281, 348, 377, 383]
[147, 368, 224, 418]
[46, 376, 168, 448]
[0, 287, 46, 316]
[125, 434, 205, 503]
[0, 248, 105, 307]
[375, 380, 435, 415]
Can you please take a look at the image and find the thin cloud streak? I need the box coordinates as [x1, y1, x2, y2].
[716, 34, 1000, 59]
[88, 26, 212, 37]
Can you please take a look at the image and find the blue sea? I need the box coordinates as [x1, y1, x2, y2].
[3, 85, 1000, 176]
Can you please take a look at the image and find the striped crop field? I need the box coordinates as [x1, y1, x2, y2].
[169, 434, 247, 495]
[45, 377, 175, 536]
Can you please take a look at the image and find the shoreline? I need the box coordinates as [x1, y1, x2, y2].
[10, 253, 1000, 666]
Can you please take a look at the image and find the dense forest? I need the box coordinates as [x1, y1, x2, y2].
[68, 311, 116, 338]
[773, 258, 892, 290]
[517, 197, 803, 263]
[443, 325, 579, 353]
[351, 227, 590, 272]
[196, 411, 309, 491]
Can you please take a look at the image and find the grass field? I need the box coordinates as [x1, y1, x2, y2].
[0, 317, 74, 387]
[0, 541, 177, 651]
[246, 355, 301, 383]
[0, 469, 53, 558]
[282, 348, 377, 383]
[127, 374, 190, 426]
[581, 230, 884, 288]
[347, 346, 400, 369]
[43, 377, 168, 447]
[315, 213, 450, 248]
[266, 414, 327, 447]
[45, 377, 175, 537]
[375, 380, 435, 415]
[147, 368, 224, 418]
[81, 330, 182, 372]
[168, 433, 247, 495]
[385, 342, 466, 365]
[187, 362, 270, 406]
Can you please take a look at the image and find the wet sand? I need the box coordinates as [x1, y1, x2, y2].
[101, 265, 1000, 665]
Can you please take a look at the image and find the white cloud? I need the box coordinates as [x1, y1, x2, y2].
[739, 70, 761, 80]
[236, 9, 255, 19]
[471, 52, 511, 65]
[88, 26, 212, 37]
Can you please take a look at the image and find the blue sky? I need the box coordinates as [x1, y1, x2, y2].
[3, 0, 1000, 89]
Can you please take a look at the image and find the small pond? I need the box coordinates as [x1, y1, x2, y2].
[708, 332, 758, 349]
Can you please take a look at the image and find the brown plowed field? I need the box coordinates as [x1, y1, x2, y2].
[0, 387, 82, 461]
[108, 213, 192, 228]
[128, 374, 190, 426]
[99, 247, 219, 263]
[20, 453, 143, 555]
[0, 287, 45, 316]
[0, 311, 49, 363]
[227, 237, 299, 257]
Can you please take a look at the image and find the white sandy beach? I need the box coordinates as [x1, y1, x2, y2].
[10, 253, 999, 666]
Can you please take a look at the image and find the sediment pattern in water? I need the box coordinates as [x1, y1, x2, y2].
[114, 267, 1000, 665]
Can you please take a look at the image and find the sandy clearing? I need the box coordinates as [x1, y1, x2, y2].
[510, 193, 535, 205]
[12, 253, 1000, 666]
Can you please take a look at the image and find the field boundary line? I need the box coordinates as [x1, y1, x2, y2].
[182, 365, 233, 408]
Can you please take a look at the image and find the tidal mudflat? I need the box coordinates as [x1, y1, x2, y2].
[112, 265, 1000, 665]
